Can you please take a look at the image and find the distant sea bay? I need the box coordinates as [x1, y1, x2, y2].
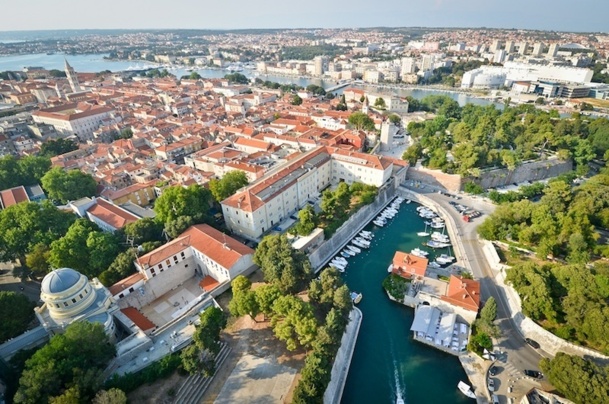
[0, 53, 501, 107]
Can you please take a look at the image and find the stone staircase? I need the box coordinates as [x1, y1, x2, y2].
[173, 343, 231, 404]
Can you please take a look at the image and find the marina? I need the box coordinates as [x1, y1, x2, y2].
[340, 197, 469, 404]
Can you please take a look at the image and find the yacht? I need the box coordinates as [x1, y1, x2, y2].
[360, 230, 372, 238]
[354, 237, 370, 247]
[438, 253, 455, 262]
[387, 264, 394, 273]
[457, 381, 476, 399]
[359, 232, 373, 240]
[347, 245, 361, 254]
[350, 292, 363, 304]
[405, 199, 412, 204]
[426, 240, 451, 249]
[430, 222, 446, 229]
[373, 220, 385, 227]
[341, 250, 353, 258]
[411, 248, 429, 257]
[352, 239, 369, 249]
[417, 231, 430, 237]
[329, 262, 345, 272]
[333, 256, 348, 266]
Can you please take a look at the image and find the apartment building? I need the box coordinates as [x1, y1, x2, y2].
[32, 102, 114, 141]
[221, 146, 394, 240]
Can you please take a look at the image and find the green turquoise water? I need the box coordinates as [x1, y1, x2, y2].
[340, 201, 470, 404]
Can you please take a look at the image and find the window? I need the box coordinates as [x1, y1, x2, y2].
[79, 294, 83, 299]
[166, 260, 170, 265]
[158, 264, 162, 270]
[64, 302, 69, 307]
[181, 251, 185, 258]
[118, 294, 124, 298]
[129, 287, 134, 293]
[72, 298, 77, 304]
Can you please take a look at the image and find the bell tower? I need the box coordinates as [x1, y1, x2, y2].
[64, 58, 82, 93]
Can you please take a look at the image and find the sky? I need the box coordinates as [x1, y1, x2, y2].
[1, 0, 606, 33]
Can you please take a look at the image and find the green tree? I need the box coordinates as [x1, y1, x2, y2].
[14, 322, 115, 404]
[374, 97, 386, 109]
[25, 243, 51, 278]
[188, 71, 202, 80]
[0, 201, 76, 263]
[291, 94, 303, 105]
[540, 352, 609, 404]
[253, 234, 312, 293]
[99, 249, 137, 287]
[39, 139, 78, 158]
[49, 386, 81, 404]
[92, 388, 127, 404]
[123, 217, 164, 245]
[228, 276, 259, 321]
[41, 167, 97, 203]
[271, 295, 318, 351]
[402, 143, 422, 165]
[388, 114, 401, 125]
[193, 307, 227, 356]
[223, 73, 249, 84]
[18, 156, 52, 187]
[254, 283, 282, 319]
[480, 297, 497, 324]
[153, 185, 212, 224]
[294, 205, 317, 236]
[208, 171, 249, 202]
[0, 291, 35, 343]
[118, 128, 133, 139]
[48, 69, 67, 78]
[348, 112, 375, 131]
[164, 215, 195, 239]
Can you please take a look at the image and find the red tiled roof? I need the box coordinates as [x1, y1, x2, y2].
[86, 198, 139, 229]
[137, 224, 254, 271]
[109, 272, 145, 296]
[0, 186, 30, 209]
[392, 251, 428, 278]
[199, 276, 220, 292]
[442, 275, 481, 312]
[120, 307, 155, 331]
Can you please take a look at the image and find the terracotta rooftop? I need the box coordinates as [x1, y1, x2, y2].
[392, 251, 428, 279]
[441, 275, 481, 312]
[86, 198, 139, 229]
[120, 307, 155, 331]
[137, 224, 254, 272]
[109, 272, 145, 296]
[0, 186, 30, 209]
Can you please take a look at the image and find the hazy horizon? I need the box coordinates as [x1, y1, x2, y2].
[3, 0, 606, 33]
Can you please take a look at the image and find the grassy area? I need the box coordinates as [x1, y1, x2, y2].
[438, 275, 450, 282]
[382, 274, 410, 301]
[580, 97, 609, 109]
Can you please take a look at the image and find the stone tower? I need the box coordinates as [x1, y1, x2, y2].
[64, 58, 82, 93]
[380, 120, 396, 152]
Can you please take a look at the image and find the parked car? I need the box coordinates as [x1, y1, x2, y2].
[524, 369, 543, 379]
[487, 378, 495, 392]
[492, 395, 500, 404]
[489, 366, 498, 376]
[525, 338, 540, 349]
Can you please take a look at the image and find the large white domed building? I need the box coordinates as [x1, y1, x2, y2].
[35, 268, 119, 342]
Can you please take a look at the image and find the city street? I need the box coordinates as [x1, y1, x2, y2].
[411, 187, 549, 403]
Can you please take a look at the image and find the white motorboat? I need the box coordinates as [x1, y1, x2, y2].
[431, 234, 450, 243]
[405, 199, 411, 204]
[411, 247, 429, 257]
[359, 231, 373, 240]
[426, 240, 451, 249]
[360, 230, 372, 237]
[354, 237, 370, 246]
[350, 292, 363, 304]
[428, 261, 442, 269]
[329, 262, 345, 272]
[438, 253, 455, 262]
[373, 220, 385, 227]
[417, 231, 430, 237]
[430, 222, 445, 229]
[387, 264, 394, 273]
[333, 256, 348, 265]
[347, 245, 361, 254]
[457, 381, 476, 399]
[352, 239, 369, 249]
[342, 249, 355, 256]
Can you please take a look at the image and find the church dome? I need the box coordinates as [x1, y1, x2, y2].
[41, 268, 82, 294]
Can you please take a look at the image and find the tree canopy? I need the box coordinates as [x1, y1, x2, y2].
[14, 322, 115, 404]
[0, 291, 35, 343]
[0, 200, 76, 262]
[41, 167, 97, 203]
[39, 139, 78, 158]
[348, 112, 375, 131]
[153, 184, 212, 225]
[0, 155, 51, 191]
[223, 72, 249, 84]
[253, 234, 312, 293]
[208, 170, 248, 202]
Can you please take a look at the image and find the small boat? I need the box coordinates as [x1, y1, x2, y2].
[341, 251, 352, 258]
[351, 292, 363, 304]
[457, 381, 476, 399]
[438, 253, 455, 262]
[359, 232, 373, 240]
[373, 220, 385, 227]
[352, 240, 369, 249]
[430, 222, 445, 229]
[354, 237, 370, 246]
[396, 399, 405, 404]
[360, 230, 372, 237]
[405, 199, 411, 204]
[333, 257, 348, 265]
[426, 240, 451, 249]
[347, 245, 361, 254]
[417, 231, 430, 237]
[411, 248, 429, 257]
[428, 262, 442, 269]
[387, 264, 394, 273]
[329, 262, 345, 272]
[342, 249, 355, 256]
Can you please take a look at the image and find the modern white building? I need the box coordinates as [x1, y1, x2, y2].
[221, 146, 394, 240]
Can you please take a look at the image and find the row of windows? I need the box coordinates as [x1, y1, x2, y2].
[53, 287, 90, 308]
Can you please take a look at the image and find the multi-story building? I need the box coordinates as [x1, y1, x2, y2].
[32, 102, 114, 141]
[221, 146, 394, 240]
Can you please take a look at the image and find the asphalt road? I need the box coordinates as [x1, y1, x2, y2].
[412, 188, 549, 403]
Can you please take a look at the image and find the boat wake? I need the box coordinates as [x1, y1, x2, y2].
[393, 358, 406, 404]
